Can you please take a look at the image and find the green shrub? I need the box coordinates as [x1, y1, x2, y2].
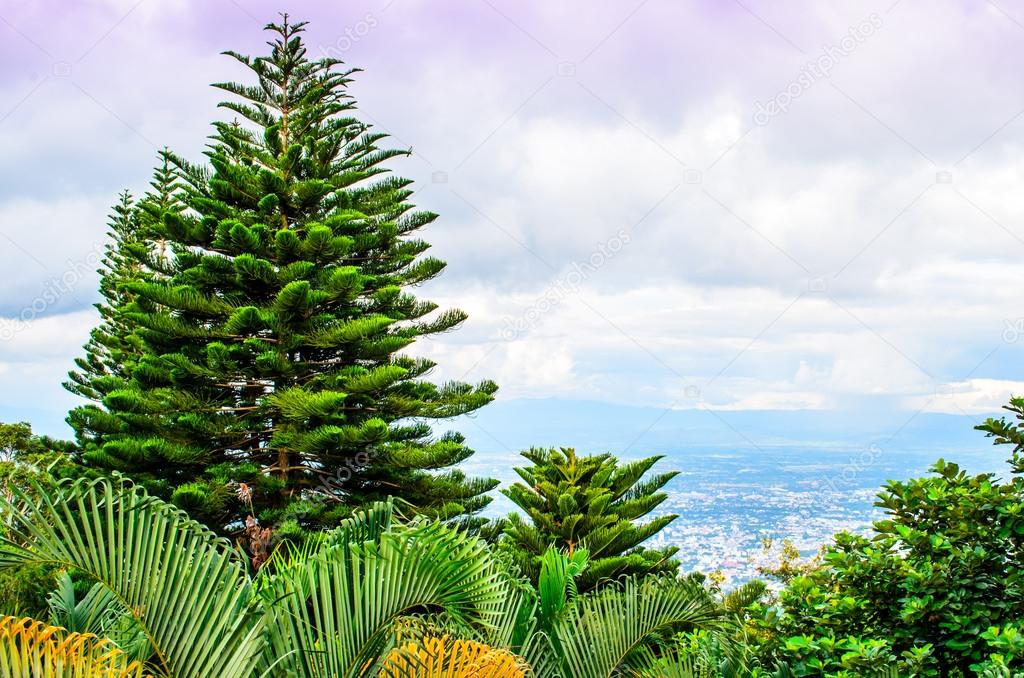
[743, 399, 1024, 676]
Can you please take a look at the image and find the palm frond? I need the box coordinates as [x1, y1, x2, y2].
[46, 571, 152, 662]
[379, 634, 528, 677]
[0, 478, 265, 678]
[0, 615, 146, 678]
[528, 576, 728, 677]
[47, 571, 120, 636]
[260, 518, 522, 677]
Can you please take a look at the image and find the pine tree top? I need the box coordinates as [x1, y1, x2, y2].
[501, 447, 680, 591]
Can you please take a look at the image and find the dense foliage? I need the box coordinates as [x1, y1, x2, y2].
[64, 18, 498, 537]
[737, 414, 1024, 677]
[64, 180, 165, 410]
[0, 615, 145, 678]
[501, 447, 680, 591]
[0, 478, 733, 677]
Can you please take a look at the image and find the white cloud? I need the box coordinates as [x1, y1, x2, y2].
[714, 390, 830, 412]
[910, 379, 1024, 415]
[0, 309, 96, 361]
[0, 309, 96, 433]
[0, 198, 108, 316]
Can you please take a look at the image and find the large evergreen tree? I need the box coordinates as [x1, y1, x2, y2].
[66, 16, 498, 536]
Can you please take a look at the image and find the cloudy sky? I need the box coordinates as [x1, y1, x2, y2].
[2, 0, 1024, 449]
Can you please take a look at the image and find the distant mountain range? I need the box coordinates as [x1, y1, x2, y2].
[22, 395, 1009, 471]
[456, 397, 1005, 460]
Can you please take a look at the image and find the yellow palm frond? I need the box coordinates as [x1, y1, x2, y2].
[381, 635, 528, 678]
[0, 615, 147, 678]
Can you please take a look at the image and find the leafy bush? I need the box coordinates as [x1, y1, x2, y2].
[742, 400, 1024, 676]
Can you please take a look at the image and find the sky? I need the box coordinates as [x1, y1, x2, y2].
[2, 0, 1024, 455]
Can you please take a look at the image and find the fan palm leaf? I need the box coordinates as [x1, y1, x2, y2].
[259, 518, 527, 677]
[0, 477, 736, 678]
[46, 571, 121, 637]
[0, 478, 265, 678]
[527, 576, 728, 677]
[46, 571, 152, 663]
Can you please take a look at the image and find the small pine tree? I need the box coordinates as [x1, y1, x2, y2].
[501, 447, 681, 591]
[66, 151, 180, 463]
[65, 16, 498, 536]
[64, 191, 140, 404]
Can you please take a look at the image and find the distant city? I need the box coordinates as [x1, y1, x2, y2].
[462, 398, 1011, 584]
